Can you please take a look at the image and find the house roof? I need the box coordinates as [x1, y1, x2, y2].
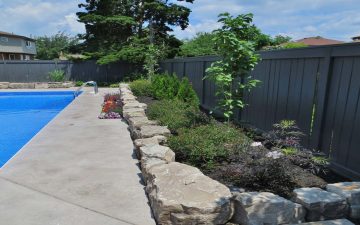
[0, 31, 34, 41]
[295, 36, 344, 46]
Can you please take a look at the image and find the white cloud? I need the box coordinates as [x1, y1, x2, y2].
[171, 19, 221, 39]
[0, 0, 84, 37]
[64, 14, 85, 34]
[0, 0, 359, 41]
[175, 0, 360, 41]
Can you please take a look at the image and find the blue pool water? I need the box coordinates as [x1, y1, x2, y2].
[0, 91, 76, 167]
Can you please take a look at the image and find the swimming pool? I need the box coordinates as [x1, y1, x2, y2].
[0, 91, 77, 167]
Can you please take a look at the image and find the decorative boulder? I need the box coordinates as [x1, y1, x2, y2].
[146, 162, 233, 225]
[123, 108, 146, 120]
[134, 136, 167, 148]
[0, 82, 10, 89]
[48, 82, 64, 88]
[128, 116, 157, 132]
[35, 83, 49, 89]
[293, 188, 348, 221]
[326, 182, 360, 219]
[136, 125, 171, 138]
[139, 144, 175, 163]
[140, 157, 166, 184]
[61, 82, 74, 88]
[231, 192, 305, 225]
[9, 82, 35, 89]
[134, 136, 167, 159]
[133, 125, 171, 139]
[123, 102, 147, 110]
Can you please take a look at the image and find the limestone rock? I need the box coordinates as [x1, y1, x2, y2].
[123, 108, 146, 120]
[61, 82, 74, 88]
[35, 83, 49, 89]
[119, 83, 129, 89]
[134, 136, 167, 148]
[122, 99, 138, 105]
[121, 94, 137, 101]
[123, 102, 147, 110]
[140, 157, 166, 184]
[48, 82, 64, 88]
[0, 82, 10, 89]
[134, 136, 167, 159]
[139, 144, 175, 162]
[146, 162, 233, 225]
[288, 219, 355, 225]
[128, 117, 157, 131]
[9, 82, 35, 89]
[231, 192, 305, 225]
[326, 182, 360, 205]
[120, 91, 133, 97]
[134, 125, 171, 139]
[293, 187, 348, 221]
[327, 182, 360, 219]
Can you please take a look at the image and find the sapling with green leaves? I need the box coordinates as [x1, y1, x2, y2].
[143, 43, 165, 81]
[204, 13, 261, 123]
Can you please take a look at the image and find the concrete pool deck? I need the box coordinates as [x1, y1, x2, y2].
[0, 88, 156, 225]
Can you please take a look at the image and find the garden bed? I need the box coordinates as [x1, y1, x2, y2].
[124, 74, 359, 224]
[131, 79, 344, 198]
[138, 95, 335, 198]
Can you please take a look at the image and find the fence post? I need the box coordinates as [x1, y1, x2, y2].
[309, 46, 333, 153]
[170, 62, 174, 75]
[201, 61, 206, 105]
[26, 61, 30, 82]
[183, 61, 186, 78]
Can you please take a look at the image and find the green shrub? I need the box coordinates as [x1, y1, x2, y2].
[168, 124, 251, 169]
[147, 99, 208, 132]
[177, 77, 200, 106]
[129, 79, 152, 97]
[151, 73, 180, 100]
[150, 74, 199, 106]
[282, 147, 298, 156]
[49, 69, 65, 82]
[110, 83, 119, 88]
[282, 42, 308, 49]
[75, 81, 84, 87]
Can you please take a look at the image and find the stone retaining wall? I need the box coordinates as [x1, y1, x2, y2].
[0, 82, 74, 89]
[119, 83, 358, 225]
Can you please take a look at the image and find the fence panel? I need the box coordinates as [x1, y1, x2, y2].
[0, 60, 140, 83]
[320, 56, 360, 179]
[160, 43, 360, 180]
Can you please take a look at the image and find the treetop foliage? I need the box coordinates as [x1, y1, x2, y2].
[35, 32, 80, 60]
[77, 0, 194, 64]
[178, 28, 293, 57]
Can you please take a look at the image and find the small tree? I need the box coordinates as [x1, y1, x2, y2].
[205, 13, 260, 123]
[143, 43, 165, 81]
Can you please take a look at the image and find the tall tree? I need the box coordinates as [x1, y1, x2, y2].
[77, 0, 194, 64]
[35, 32, 80, 60]
[178, 32, 218, 57]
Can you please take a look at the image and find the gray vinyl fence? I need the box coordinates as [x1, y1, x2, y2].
[160, 42, 360, 180]
[0, 60, 141, 83]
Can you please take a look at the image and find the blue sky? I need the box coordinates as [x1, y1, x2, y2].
[0, 0, 359, 41]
